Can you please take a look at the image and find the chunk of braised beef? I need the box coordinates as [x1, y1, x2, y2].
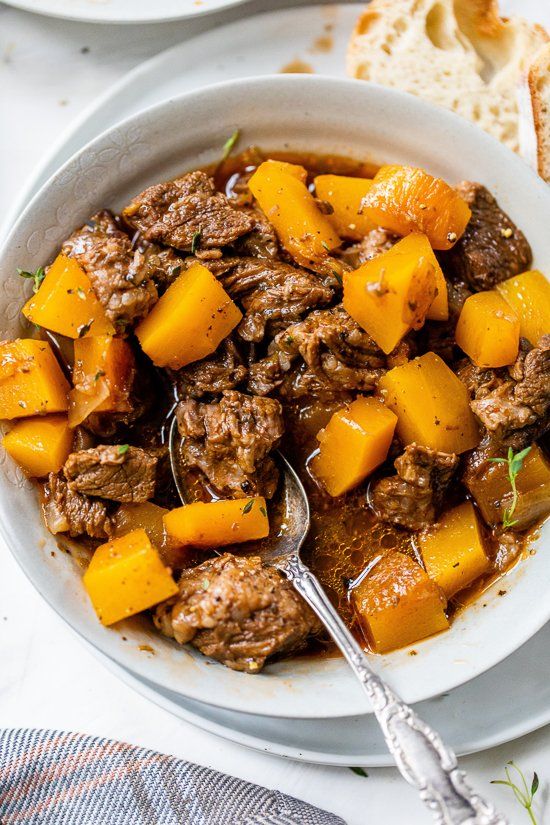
[172, 338, 248, 399]
[122, 171, 254, 251]
[339, 227, 398, 269]
[140, 244, 185, 292]
[63, 445, 157, 503]
[176, 390, 284, 498]
[459, 336, 550, 449]
[445, 182, 532, 291]
[231, 207, 279, 259]
[248, 305, 386, 397]
[220, 257, 335, 342]
[44, 473, 113, 539]
[153, 553, 322, 673]
[62, 210, 158, 328]
[370, 444, 459, 530]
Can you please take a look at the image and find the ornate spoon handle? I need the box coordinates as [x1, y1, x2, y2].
[280, 554, 507, 825]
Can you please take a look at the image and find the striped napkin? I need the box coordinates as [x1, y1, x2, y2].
[0, 729, 345, 824]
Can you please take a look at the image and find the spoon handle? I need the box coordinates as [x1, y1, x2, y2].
[281, 554, 507, 825]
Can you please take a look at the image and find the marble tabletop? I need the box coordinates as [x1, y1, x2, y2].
[1, 2, 549, 823]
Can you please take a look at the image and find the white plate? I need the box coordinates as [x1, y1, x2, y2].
[92, 622, 550, 767]
[2, 2, 549, 758]
[3, 3, 363, 237]
[2, 75, 550, 720]
[1, 0, 249, 24]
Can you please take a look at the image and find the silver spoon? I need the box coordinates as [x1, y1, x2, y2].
[169, 419, 506, 825]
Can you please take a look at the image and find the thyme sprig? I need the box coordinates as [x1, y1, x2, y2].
[17, 266, 45, 293]
[488, 446, 531, 528]
[222, 129, 240, 162]
[491, 761, 539, 824]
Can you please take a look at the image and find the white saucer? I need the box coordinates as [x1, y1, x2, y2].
[94, 622, 550, 767]
[6, 0, 550, 764]
[1, 0, 249, 25]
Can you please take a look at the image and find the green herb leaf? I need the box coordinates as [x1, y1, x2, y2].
[117, 444, 130, 455]
[242, 499, 254, 515]
[76, 287, 86, 300]
[94, 370, 106, 381]
[17, 266, 45, 293]
[348, 767, 368, 778]
[259, 506, 267, 518]
[222, 129, 240, 162]
[491, 761, 539, 824]
[191, 230, 201, 254]
[488, 446, 532, 529]
[321, 241, 331, 253]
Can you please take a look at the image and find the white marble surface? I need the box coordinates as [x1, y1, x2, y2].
[1, 2, 549, 823]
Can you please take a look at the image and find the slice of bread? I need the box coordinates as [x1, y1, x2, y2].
[347, 0, 548, 155]
[528, 43, 550, 181]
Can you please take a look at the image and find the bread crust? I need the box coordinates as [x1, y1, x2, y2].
[528, 43, 550, 181]
[347, 0, 549, 157]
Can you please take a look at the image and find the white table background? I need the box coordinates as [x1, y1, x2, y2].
[1, 2, 549, 823]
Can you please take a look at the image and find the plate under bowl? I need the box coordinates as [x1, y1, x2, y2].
[1, 75, 549, 719]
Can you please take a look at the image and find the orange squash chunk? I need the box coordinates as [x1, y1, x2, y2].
[113, 502, 191, 570]
[418, 502, 489, 598]
[361, 165, 471, 250]
[262, 159, 308, 182]
[455, 291, 520, 368]
[69, 335, 135, 427]
[135, 262, 242, 369]
[0, 339, 70, 419]
[314, 174, 376, 240]
[22, 254, 114, 339]
[83, 528, 178, 626]
[496, 270, 550, 347]
[2, 414, 72, 477]
[248, 161, 340, 269]
[378, 352, 479, 454]
[351, 551, 448, 653]
[343, 233, 439, 354]
[465, 444, 550, 530]
[164, 498, 269, 547]
[311, 397, 397, 497]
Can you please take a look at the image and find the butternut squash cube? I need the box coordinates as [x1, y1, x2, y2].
[2, 414, 72, 477]
[351, 551, 449, 653]
[465, 444, 550, 530]
[455, 291, 520, 368]
[496, 270, 550, 346]
[0, 339, 70, 419]
[418, 502, 489, 598]
[314, 174, 376, 240]
[22, 254, 114, 339]
[311, 397, 397, 497]
[135, 262, 242, 369]
[83, 528, 179, 626]
[164, 497, 269, 547]
[248, 161, 340, 269]
[361, 165, 471, 250]
[69, 335, 135, 427]
[113, 502, 191, 570]
[343, 233, 439, 354]
[262, 159, 307, 182]
[378, 352, 479, 453]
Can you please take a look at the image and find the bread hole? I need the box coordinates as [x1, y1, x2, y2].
[382, 43, 392, 55]
[425, 2, 460, 51]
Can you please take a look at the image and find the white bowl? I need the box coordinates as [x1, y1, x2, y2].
[1, 76, 549, 719]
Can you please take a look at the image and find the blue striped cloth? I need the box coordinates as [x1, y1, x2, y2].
[0, 729, 345, 824]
